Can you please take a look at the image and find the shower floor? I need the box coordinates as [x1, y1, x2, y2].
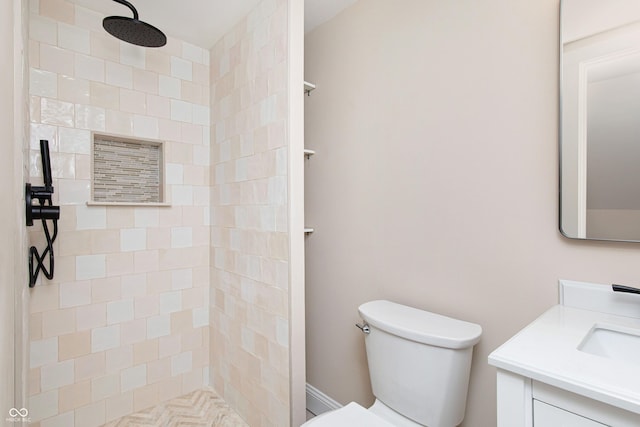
[103, 388, 248, 427]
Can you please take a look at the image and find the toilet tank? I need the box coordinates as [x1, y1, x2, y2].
[358, 300, 482, 427]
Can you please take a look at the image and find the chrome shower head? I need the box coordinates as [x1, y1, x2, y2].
[103, 0, 166, 48]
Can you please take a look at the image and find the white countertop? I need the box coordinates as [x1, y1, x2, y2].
[489, 304, 640, 415]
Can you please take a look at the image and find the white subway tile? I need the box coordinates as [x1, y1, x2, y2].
[74, 400, 105, 427]
[170, 351, 192, 376]
[134, 209, 159, 228]
[276, 316, 289, 347]
[135, 294, 159, 319]
[60, 281, 91, 308]
[170, 99, 192, 123]
[165, 163, 184, 185]
[171, 269, 193, 290]
[133, 115, 159, 139]
[120, 43, 146, 69]
[241, 327, 254, 353]
[182, 42, 204, 64]
[146, 94, 170, 118]
[30, 337, 58, 368]
[146, 314, 170, 339]
[192, 105, 209, 126]
[30, 15, 57, 44]
[105, 109, 133, 135]
[120, 228, 147, 252]
[59, 127, 90, 154]
[76, 254, 106, 281]
[58, 23, 90, 54]
[41, 411, 74, 427]
[91, 325, 121, 352]
[75, 6, 103, 32]
[30, 68, 58, 98]
[105, 345, 133, 372]
[75, 54, 105, 82]
[171, 56, 192, 81]
[106, 61, 133, 89]
[192, 307, 208, 328]
[105, 391, 133, 422]
[41, 98, 74, 127]
[120, 89, 146, 114]
[193, 146, 210, 167]
[170, 227, 192, 248]
[41, 360, 75, 391]
[29, 123, 58, 152]
[235, 158, 247, 182]
[76, 303, 107, 331]
[202, 126, 210, 146]
[76, 205, 107, 230]
[120, 364, 147, 392]
[158, 334, 180, 358]
[121, 274, 147, 299]
[107, 299, 134, 325]
[28, 389, 59, 423]
[58, 179, 90, 205]
[171, 185, 193, 206]
[91, 374, 119, 401]
[158, 75, 181, 99]
[75, 104, 106, 131]
[267, 175, 287, 205]
[40, 44, 74, 76]
[159, 291, 182, 314]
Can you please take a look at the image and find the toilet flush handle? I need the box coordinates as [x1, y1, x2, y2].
[355, 322, 370, 334]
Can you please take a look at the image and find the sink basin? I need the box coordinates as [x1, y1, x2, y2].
[578, 324, 640, 365]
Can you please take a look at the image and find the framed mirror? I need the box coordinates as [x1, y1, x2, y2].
[560, 0, 640, 241]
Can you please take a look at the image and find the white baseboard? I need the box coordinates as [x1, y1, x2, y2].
[306, 383, 342, 416]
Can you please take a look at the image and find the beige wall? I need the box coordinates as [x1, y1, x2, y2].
[209, 0, 302, 425]
[27, 1, 211, 424]
[304, 1, 640, 426]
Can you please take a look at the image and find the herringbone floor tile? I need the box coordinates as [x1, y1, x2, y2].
[103, 388, 248, 427]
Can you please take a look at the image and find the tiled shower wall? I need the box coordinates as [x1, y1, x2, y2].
[27, 0, 211, 425]
[209, 0, 292, 425]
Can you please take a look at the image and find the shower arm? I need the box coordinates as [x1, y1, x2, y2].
[112, 0, 139, 20]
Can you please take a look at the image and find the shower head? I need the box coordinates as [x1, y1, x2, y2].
[103, 0, 166, 48]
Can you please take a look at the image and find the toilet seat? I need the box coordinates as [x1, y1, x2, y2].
[304, 402, 395, 427]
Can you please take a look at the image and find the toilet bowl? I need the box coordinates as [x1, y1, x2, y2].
[304, 402, 395, 427]
[303, 300, 482, 427]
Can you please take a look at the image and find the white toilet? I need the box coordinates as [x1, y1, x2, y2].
[303, 300, 482, 427]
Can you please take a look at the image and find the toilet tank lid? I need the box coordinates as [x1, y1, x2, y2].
[358, 300, 482, 349]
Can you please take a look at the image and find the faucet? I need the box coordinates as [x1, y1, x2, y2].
[612, 284, 640, 295]
[25, 140, 60, 287]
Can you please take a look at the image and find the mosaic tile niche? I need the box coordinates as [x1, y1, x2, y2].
[92, 134, 165, 204]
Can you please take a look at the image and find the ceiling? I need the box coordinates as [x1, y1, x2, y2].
[68, 0, 357, 48]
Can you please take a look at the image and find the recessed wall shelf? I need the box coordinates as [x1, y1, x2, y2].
[304, 81, 316, 96]
[92, 133, 165, 205]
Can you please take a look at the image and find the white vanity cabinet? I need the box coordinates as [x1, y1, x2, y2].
[490, 281, 640, 427]
[496, 370, 639, 427]
[534, 401, 605, 427]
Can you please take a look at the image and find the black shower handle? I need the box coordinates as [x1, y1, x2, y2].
[40, 139, 53, 191]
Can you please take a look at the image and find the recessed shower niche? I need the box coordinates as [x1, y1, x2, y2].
[91, 133, 168, 205]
